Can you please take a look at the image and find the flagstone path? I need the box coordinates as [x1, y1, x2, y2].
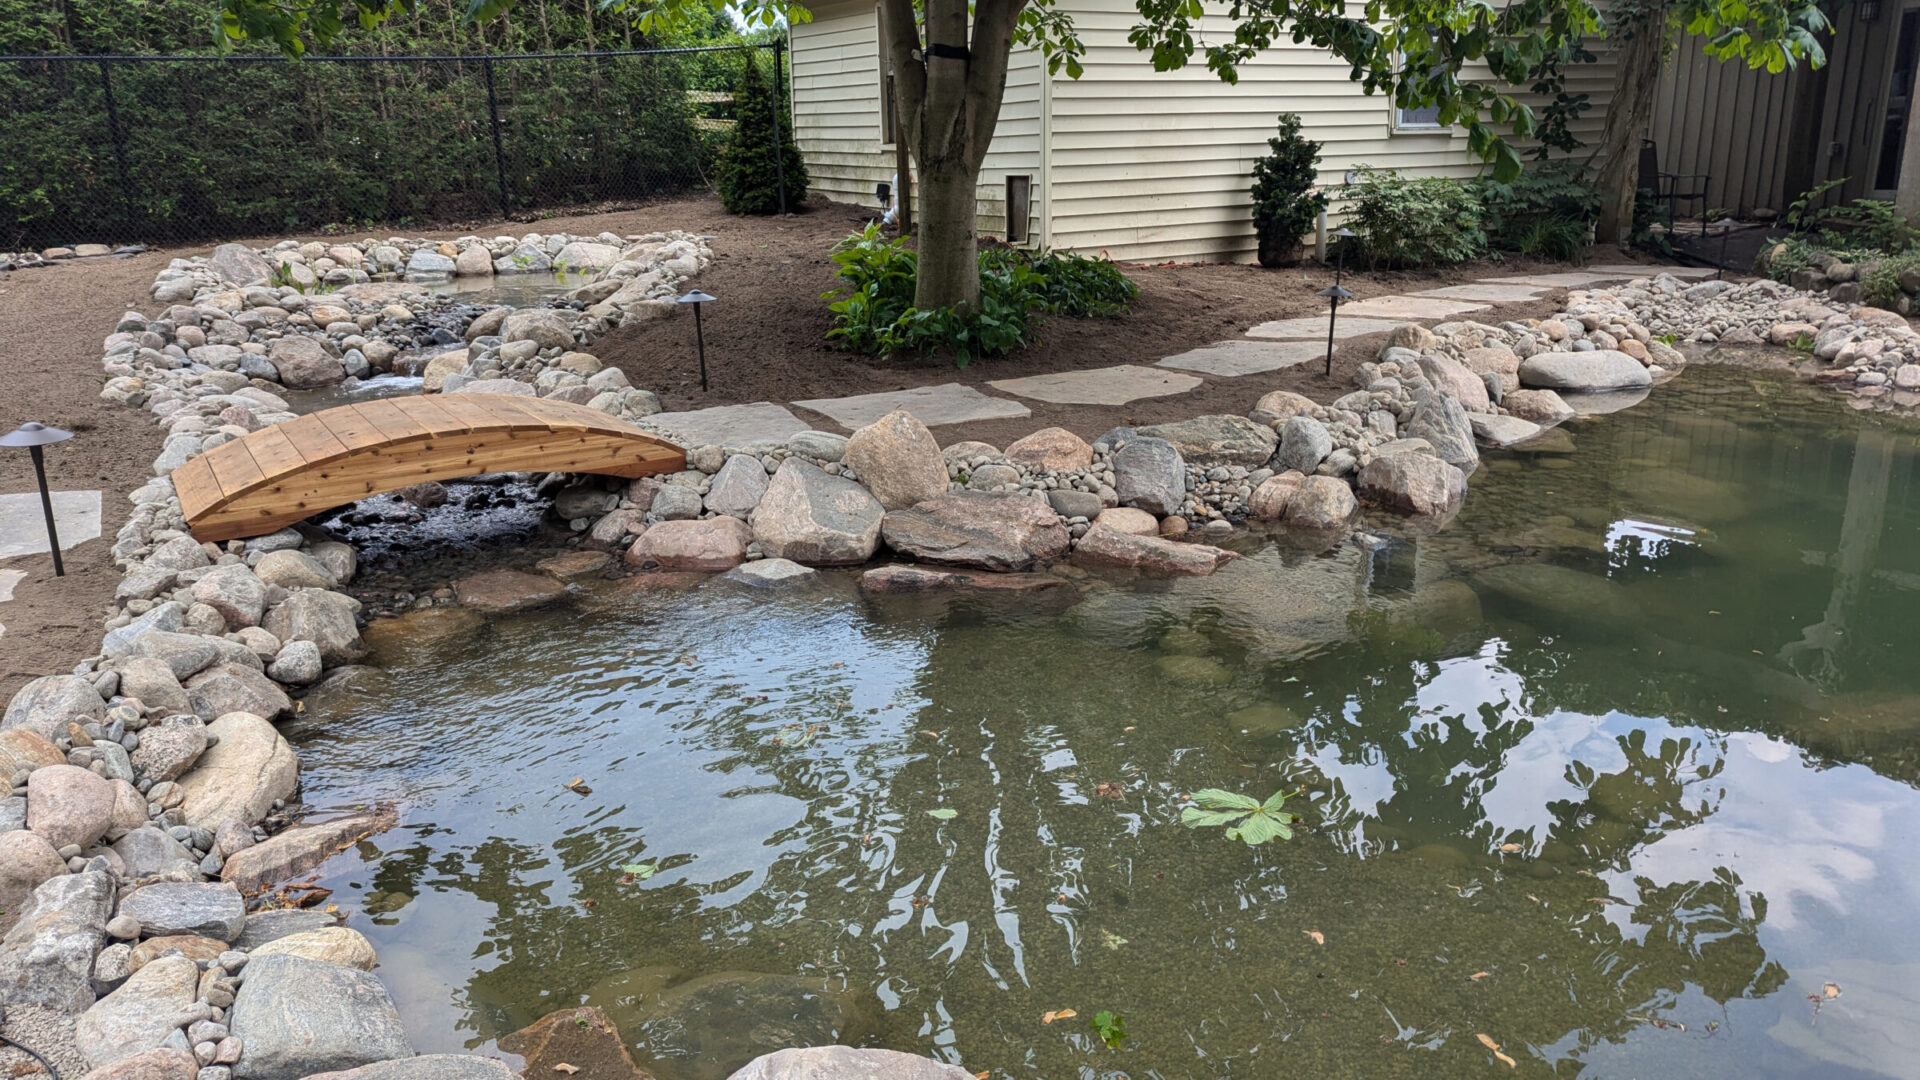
[646, 262, 1724, 446]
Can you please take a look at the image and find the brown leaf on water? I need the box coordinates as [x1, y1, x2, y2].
[1499, 843, 1523, 853]
[975, 1072, 990, 1079]
[1470, 971, 1491, 981]
[1094, 782, 1124, 800]
[920, 730, 941, 738]
[1042, 1009, 1077, 1024]
[553, 1064, 580, 1075]
[1304, 930, 1325, 946]
[1476, 1033, 1502, 1052]
[1824, 982, 1842, 998]
[564, 778, 592, 795]
[1494, 1050, 1517, 1068]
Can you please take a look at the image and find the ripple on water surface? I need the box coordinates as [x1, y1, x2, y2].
[293, 366, 1920, 1080]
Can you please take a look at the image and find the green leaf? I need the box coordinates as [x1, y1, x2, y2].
[1261, 788, 1291, 814]
[1181, 806, 1251, 828]
[926, 808, 958, 820]
[1090, 1009, 1127, 1048]
[1226, 811, 1293, 846]
[1186, 788, 1262, 811]
[619, 862, 658, 880]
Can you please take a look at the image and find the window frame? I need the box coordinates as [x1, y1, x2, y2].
[876, 3, 897, 147]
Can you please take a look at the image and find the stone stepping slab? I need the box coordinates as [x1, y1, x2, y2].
[1481, 271, 1647, 288]
[0, 490, 101, 560]
[792, 383, 1030, 430]
[1411, 283, 1548, 302]
[645, 402, 813, 449]
[1587, 263, 1720, 279]
[1154, 340, 1326, 377]
[1245, 315, 1409, 340]
[0, 568, 22, 603]
[1334, 295, 1491, 319]
[988, 365, 1203, 406]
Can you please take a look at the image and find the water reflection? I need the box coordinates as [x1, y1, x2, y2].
[293, 366, 1920, 1079]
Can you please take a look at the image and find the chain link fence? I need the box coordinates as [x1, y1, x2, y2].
[0, 43, 786, 250]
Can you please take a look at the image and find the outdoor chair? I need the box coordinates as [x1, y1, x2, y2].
[1639, 139, 1711, 235]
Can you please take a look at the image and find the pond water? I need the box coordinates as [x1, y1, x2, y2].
[289, 365, 1920, 1080]
[402, 270, 597, 309]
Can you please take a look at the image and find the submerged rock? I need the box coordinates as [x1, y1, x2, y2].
[880, 492, 1070, 571]
[452, 570, 568, 614]
[229, 953, 412, 1080]
[1472, 562, 1638, 620]
[587, 968, 873, 1080]
[731, 1048, 977, 1080]
[498, 1006, 647, 1079]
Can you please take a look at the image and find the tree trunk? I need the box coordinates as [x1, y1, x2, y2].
[917, 162, 979, 308]
[1593, 19, 1668, 245]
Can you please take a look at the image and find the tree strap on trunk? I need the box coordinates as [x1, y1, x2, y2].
[925, 42, 971, 61]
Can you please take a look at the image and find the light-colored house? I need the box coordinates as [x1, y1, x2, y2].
[788, 0, 1616, 262]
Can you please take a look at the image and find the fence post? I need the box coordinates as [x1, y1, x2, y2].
[769, 41, 789, 215]
[95, 59, 136, 233]
[482, 57, 513, 219]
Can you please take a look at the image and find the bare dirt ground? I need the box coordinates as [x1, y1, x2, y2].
[0, 191, 1672, 698]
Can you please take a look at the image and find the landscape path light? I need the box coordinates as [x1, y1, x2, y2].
[676, 289, 717, 392]
[1321, 228, 1356, 377]
[1, 421, 75, 576]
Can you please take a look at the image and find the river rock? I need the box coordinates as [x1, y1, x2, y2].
[110, 826, 199, 879]
[1402, 389, 1480, 469]
[112, 656, 192, 718]
[1091, 507, 1158, 536]
[188, 564, 267, 629]
[857, 565, 1064, 593]
[301, 1056, 518, 1080]
[501, 309, 575, 350]
[1003, 427, 1093, 471]
[1273, 416, 1332, 474]
[249, 926, 377, 970]
[722, 559, 820, 589]
[0, 869, 114, 1011]
[705, 455, 772, 518]
[186, 662, 291, 720]
[174, 712, 298, 830]
[498, 1006, 644, 1080]
[267, 336, 344, 389]
[879, 492, 1070, 571]
[267, 639, 324, 685]
[209, 244, 272, 287]
[1518, 350, 1653, 392]
[1501, 388, 1577, 425]
[1136, 415, 1277, 467]
[254, 549, 338, 591]
[1469, 413, 1545, 447]
[844, 410, 948, 511]
[27, 764, 115, 850]
[4, 675, 106, 740]
[262, 588, 365, 667]
[116, 882, 246, 941]
[75, 953, 200, 1069]
[731, 1047, 977, 1080]
[85, 1047, 198, 1080]
[1112, 436, 1185, 516]
[229, 953, 412, 1080]
[632, 517, 753, 571]
[787, 430, 849, 462]
[0, 729, 62, 780]
[454, 244, 494, 276]
[591, 969, 871, 1080]
[1070, 524, 1234, 575]
[1251, 389, 1318, 423]
[452, 570, 568, 614]
[1282, 475, 1357, 528]
[127, 934, 227, 973]
[1419, 352, 1493, 412]
[1472, 563, 1638, 620]
[1247, 471, 1304, 520]
[221, 809, 395, 893]
[128, 715, 208, 783]
[1357, 452, 1466, 516]
[0, 831, 66, 935]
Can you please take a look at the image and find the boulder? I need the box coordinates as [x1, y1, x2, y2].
[1357, 452, 1467, 517]
[173, 712, 298, 830]
[27, 764, 115, 850]
[631, 517, 753, 571]
[454, 245, 494, 277]
[535, 551, 614, 581]
[185, 662, 292, 720]
[857, 565, 1064, 593]
[498, 1006, 644, 1080]
[254, 549, 338, 591]
[116, 881, 246, 941]
[1518, 350, 1654, 392]
[406, 249, 457, 275]
[221, 809, 395, 893]
[267, 336, 345, 389]
[1247, 471, 1304, 521]
[721, 559, 821, 589]
[124, 631, 220, 681]
[301, 1056, 517, 1080]
[501, 309, 575, 350]
[1402, 390, 1480, 470]
[422, 349, 470, 393]
[1419, 353, 1493, 412]
[249, 926, 378, 970]
[209, 244, 272, 287]
[232, 909, 341, 951]
[0, 869, 114, 1011]
[85, 1048, 198, 1080]
[788, 430, 850, 462]
[705, 455, 772, 518]
[1282, 475, 1357, 529]
[1473, 563, 1638, 620]
[588, 969, 869, 1080]
[1273, 416, 1332, 474]
[229, 953, 412, 1080]
[1091, 507, 1158, 536]
[1251, 390, 1319, 423]
[1111, 436, 1186, 516]
[268, 639, 324, 685]
[0, 728, 68, 777]
[1501, 388, 1578, 425]
[1136, 414, 1277, 467]
[189, 564, 267, 628]
[730, 1047, 976, 1080]
[844, 410, 948, 510]
[129, 715, 208, 783]
[554, 242, 623, 271]
[1469, 413, 1545, 448]
[109, 826, 198, 879]
[1070, 524, 1234, 575]
[452, 570, 568, 614]
[127, 934, 227, 972]
[4, 675, 106, 740]
[0, 830, 67, 935]
[1003, 427, 1093, 471]
[1385, 323, 1438, 353]
[262, 588, 365, 667]
[1462, 346, 1521, 379]
[879, 492, 1071, 571]
[75, 953, 199, 1070]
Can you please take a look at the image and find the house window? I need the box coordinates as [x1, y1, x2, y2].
[1006, 175, 1032, 243]
[877, 4, 897, 145]
[1393, 34, 1446, 132]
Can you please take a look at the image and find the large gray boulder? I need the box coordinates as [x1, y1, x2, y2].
[185, 662, 293, 720]
[705, 455, 772, 518]
[1402, 390, 1480, 470]
[1071, 524, 1234, 576]
[190, 563, 267, 629]
[75, 953, 200, 1070]
[209, 243, 272, 287]
[1517, 350, 1654, 392]
[109, 656, 192, 717]
[1111, 436, 1185, 516]
[3, 675, 106, 740]
[1282, 475, 1358, 529]
[749, 460, 884, 566]
[1273, 416, 1332, 474]
[129, 714, 208, 783]
[109, 826, 200, 879]
[173, 712, 298, 830]
[267, 336, 345, 390]
[0, 830, 67, 935]
[262, 588, 365, 667]
[1418, 352, 1493, 412]
[0, 869, 114, 1011]
[115, 881, 247, 941]
[844, 410, 948, 511]
[300, 1056, 517, 1080]
[1136, 414, 1277, 467]
[879, 492, 1071, 571]
[1357, 451, 1467, 517]
[728, 1047, 976, 1080]
[501, 308, 575, 350]
[229, 953, 412, 1080]
[26, 764, 115, 850]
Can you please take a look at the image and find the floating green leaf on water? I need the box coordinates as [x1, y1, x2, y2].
[618, 862, 657, 882]
[1091, 1010, 1126, 1049]
[1180, 788, 1295, 845]
[1100, 930, 1128, 950]
[927, 808, 958, 820]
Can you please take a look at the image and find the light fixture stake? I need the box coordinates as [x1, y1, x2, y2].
[1, 421, 75, 576]
[676, 290, 717, 392]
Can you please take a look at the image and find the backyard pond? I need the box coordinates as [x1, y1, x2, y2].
[287, 364, 1920, 1080]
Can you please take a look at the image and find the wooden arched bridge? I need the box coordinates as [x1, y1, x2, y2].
[174, 393, 685, 542]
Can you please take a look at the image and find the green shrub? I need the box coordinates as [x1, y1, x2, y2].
[715, 55, 809, 215]
[823, 227, 1134, 365]
[1474, 160, 1597, 262]
[1859, 253, 1920, 308]
[1249, 113, 1329, 268]
[1343, 166, 1487, 268]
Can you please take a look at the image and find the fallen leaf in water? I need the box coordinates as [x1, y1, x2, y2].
[975, 1072, 990, 1079]
[1824, 982, 1842, 998]
[1094, 782, 1124, 800]
[1100, 930, 1128, 950]
[564, 778, 592, 795]
[1494, 1050, 1517, 1068]
[1499, 843, 1522, 854]
[1470, 971, 1491, 981]
[1123, 725, 1136, 731]
[920, 730, 941, 738]
[1476, 1034, 1501, 1052]
[831, 661, 845, 668]
[927, 808, 958, 820]
[553, 1065, 580, 1076]
[1042, 1009, 1077, 1024]
[1305, 930, 1325, 946]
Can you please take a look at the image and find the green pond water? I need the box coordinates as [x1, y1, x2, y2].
[289, 364, 1920, 1080]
